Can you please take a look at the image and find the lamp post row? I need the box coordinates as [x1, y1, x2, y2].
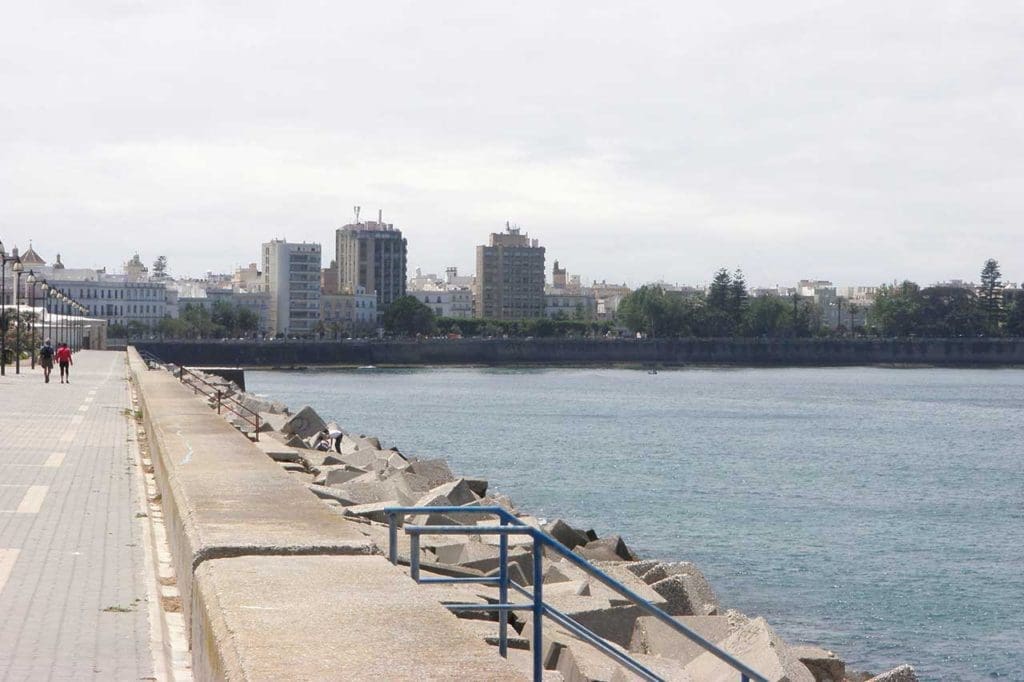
[0, 239, 88, 376]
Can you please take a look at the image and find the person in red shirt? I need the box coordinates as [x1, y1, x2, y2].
[55, 343, 73, 384]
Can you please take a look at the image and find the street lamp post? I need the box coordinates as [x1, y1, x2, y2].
[41, 281, 51, 348]
[0, 240, 8, 376]
[54, 290, 62, 346]
[27, 271, 37, 369]
[12, 259, 23, 374]
[60, 293, 68, 349]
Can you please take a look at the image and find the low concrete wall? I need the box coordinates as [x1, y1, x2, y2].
[136, 337, 1024, 367]
[127, 348, 525, 680]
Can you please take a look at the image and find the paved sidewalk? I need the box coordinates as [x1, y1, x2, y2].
[0, 351, 154, 681]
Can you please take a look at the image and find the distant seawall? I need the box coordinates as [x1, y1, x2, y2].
[135, 337, 1024, 367]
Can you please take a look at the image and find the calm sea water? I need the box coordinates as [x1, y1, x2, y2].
[248, 367, 1024, 680]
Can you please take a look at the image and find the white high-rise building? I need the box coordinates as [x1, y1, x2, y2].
[262, 239, 321, 337]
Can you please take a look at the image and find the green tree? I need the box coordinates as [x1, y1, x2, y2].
[126, 320, 148, 340]
[156, 316, 183, 339]
[210, 300, 237, 337]
[729, 269, 748, 322]
[181, 303, 214, 339]
[704, 268, 740, 336]
[235, 307, 260, 336]
[744, 295, 790, 337]
[979, 259, 1005, 335]
[918, 286, 981, 337]
[152, 256, 168, 280]
[1004, 290, 1024, 337]
[617, 286, 673, 337]
[868, 282, 922, 336]
[383, 296, 436, 336]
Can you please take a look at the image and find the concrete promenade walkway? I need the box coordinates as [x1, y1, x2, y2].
[0, 351, 155, 681]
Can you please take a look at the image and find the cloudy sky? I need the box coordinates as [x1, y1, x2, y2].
[2, 1, 1021, 288]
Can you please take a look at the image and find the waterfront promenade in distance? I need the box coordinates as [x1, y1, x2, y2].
[0, 351, 156, 680]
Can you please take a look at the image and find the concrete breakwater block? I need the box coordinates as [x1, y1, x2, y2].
[576, 535, 637, 562]
[649, 573, 719, 617]
[610, 653, 695, 681]
[314, 465, 367, 487]
[544, 519, 590, 550]
[406, 458, 457, 488]
[629, 613, 749, 665]
[789, 645, 846, 682]
[280, 405, 327, 438]
[683, 617, 814, 682]
[866, 665, 918, 682]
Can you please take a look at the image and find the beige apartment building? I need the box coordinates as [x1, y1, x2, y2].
[474, 224, 546, 319]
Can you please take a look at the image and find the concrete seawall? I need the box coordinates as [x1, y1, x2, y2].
[126, 348, 526, 680]
[136, 337, 1024, 368]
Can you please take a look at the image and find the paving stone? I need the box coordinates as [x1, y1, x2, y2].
[0, 351, 154, 680]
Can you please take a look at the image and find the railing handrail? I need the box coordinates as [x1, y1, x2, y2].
[176, 365, 261, 438]
[384, 505, 767, 682]
[134, 348, 261, 439]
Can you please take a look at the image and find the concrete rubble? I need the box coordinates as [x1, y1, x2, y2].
[161, 363, 918, 682]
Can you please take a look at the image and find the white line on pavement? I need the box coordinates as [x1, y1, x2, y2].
[15, 486, 48, 513]
[0, 549, 19, 595]
[44, 452, 66, 468]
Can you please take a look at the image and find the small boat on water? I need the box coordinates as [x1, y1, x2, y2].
[357, 365, 378, 370]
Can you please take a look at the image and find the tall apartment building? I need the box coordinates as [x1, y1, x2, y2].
[335, 210, 407, 317]
[262, 239, 321, 337]
[474, 224, 546, 319]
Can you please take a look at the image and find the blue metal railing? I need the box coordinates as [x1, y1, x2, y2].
[384, 505, 767, 682]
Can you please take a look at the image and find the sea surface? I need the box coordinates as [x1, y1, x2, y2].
[248, 367, 1024, 680]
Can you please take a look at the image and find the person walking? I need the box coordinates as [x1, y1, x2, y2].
[55, 342, 73, 384]
[39, 338, 55, 383]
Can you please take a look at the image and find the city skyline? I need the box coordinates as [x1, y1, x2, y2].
[2, 2, 1022, 287]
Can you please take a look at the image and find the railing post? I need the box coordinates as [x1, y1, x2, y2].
[498, 515, 509, 658]
[410, 533, 421, 583]
[216, 390, 222, 414]
[388, 513, 398, 565]
[532, 539, 544, 680]
[254, 412, 260, 442]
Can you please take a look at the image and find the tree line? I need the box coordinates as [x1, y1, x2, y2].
[616, 268, 827, 338]
[867, 260, 1023, 337]
[617, 260, 1023, 339]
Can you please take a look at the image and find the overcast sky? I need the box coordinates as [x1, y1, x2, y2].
[2, 1, 1021, 288]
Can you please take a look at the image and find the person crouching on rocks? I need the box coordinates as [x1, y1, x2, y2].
[39, 338, 55, 383]
[55, 342, 73, 384]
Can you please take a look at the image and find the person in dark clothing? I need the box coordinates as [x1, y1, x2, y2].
[39, 339, 55, 383]
[55, 343, 73, 384]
